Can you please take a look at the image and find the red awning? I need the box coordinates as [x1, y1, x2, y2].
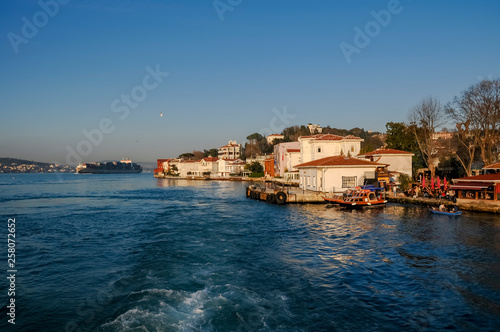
[450, 182, 492, 190]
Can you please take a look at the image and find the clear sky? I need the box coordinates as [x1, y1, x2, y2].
[1, 0, 499, 164]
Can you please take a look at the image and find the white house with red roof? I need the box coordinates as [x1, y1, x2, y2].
[217, 158, 246, 177]
[299, 134, 363, 164]
[295, 156, 387, 193]
[356, 148, 414, 178]
[218, 140, 243, 159]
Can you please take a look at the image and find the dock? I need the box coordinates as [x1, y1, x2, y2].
[246, 185, 335, 204]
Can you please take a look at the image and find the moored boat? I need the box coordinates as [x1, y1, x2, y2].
[323, 188, 387, 207]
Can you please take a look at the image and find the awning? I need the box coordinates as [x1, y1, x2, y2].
[450, 182, 492, 190]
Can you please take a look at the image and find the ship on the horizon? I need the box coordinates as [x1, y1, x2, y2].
[76, 159, 142, 174]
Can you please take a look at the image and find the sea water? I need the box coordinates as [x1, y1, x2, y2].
[0, 173, 499, 331]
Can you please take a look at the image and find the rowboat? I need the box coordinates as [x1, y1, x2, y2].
[429, 208, 462, 216]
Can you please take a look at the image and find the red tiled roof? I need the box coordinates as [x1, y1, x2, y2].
[450, 182, 492, 190]
[202, 157, 219, 162]
[453, 173, 500, 182]
[295, 156, 387, 168]
[299, 134, 362, 141]
[358, 149, 414, 156]
[483, 162, 500, 170]
[268, 134, 283, 137]
[286, 149, 300, 153]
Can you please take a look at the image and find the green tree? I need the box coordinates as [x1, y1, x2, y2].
[245, 161, 263, 174]
[398, 173, 412, 191]
[203, 148, 218, 157]
[178, 152, 195, 160]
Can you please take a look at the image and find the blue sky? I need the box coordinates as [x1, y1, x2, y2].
[1, 0, 499, 164]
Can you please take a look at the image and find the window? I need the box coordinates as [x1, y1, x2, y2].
[342, 176, 357, 188]
[351, 146, 355, 152]
[317, 147, 322, 153]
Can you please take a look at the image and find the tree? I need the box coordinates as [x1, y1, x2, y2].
[192, 150, 205, 160]
[203, 148, 218, 157]
[245, 161, 263, 174]
[246, 133, 263, 158]
[178, 152, 195, 160]
[408, 96, 444, 178]
[446, 79, 500, 167]
[398, 173, 412, 191]
[386, 122, 415, 151]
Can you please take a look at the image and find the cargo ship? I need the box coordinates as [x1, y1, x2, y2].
[76, 159, 142, 174]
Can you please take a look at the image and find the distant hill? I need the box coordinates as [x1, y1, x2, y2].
[0, 157, 52, 167]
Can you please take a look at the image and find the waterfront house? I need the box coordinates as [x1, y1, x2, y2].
[356, 148, 414, 178]
[295, 156, 387, 193]
[217, 158, 246, 177]
[451, 173, 500, 202]
[218, 140, 243, 160]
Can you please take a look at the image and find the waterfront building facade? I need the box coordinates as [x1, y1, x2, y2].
[356, 148, 414, 178]
[451, 173, 500, 203]
[274, 142, 300, 177]
[295, 156, 387, 193]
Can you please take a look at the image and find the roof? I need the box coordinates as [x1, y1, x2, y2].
[299, 134, 362, 141]
[453, 173, 500, 183]
[450, 182, 493, 190]
[286, 149, 300, 153]
[295, 156, 387, 168]
[219, 144, 240, 148]
[268, 134, 284, 137]
[483, 162, 500, 170]
[202, 157, 219, 162]
[357, 149, 414, 157]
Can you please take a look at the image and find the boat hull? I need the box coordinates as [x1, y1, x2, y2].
[429, 209, 462, 216]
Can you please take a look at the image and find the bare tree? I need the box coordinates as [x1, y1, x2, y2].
[446, 79, 500, 166]
[408, 96, 444, 178]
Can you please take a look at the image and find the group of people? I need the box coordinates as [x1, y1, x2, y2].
[438, 203, 459, 212]
[402, 185, 453, 200]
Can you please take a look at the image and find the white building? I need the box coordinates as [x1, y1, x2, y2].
[266, 134, 284, 144]
[218, 140, 243, 159]
[299, 134, 363, 164]
[217, 158, 246, 177]
[307, 124, 323, 134]
[274, 142, 300, 177]
[356, 149, 414, 178]
[295, 156, 387, 193]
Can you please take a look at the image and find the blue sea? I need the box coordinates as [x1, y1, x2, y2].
[1, 173, 500, 331]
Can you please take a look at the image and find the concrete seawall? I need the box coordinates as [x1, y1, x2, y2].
[387, 196, 500, 213]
